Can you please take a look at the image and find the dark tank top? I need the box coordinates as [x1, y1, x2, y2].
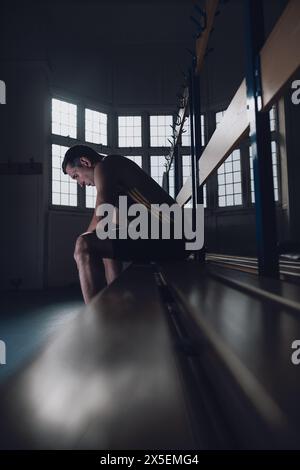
[101, 154, 172, 226]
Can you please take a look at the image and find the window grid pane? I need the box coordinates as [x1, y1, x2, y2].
[182, 155, 207, 208]
[124, 155, 142, 168]
[52, 144, 77, 206]
[218, 149, 242, 207]
[201, 114, 205, 146]
[150, 115, 173, 147]
[118, 116, 142, 147]
[85, 109, 107, 145]
[249, 146, 255, 203]
[169, 161, 175, 198]
[181, 114, 205, 147]
[216, 110, 226, 129]
[272, 141, 279, 202]
[85, 186, 97, 209]
[249, 141, 279, 203]
[150, 155, 167, 187]
[269, 105, 277, 132]
[203, 184, 207, 209]
[181, 118, 190, 147]
[52, 99, 77, 138]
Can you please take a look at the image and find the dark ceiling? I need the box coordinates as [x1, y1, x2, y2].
[2, 0, 200, 49]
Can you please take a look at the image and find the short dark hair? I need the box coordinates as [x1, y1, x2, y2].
[62, 145, 102, 174]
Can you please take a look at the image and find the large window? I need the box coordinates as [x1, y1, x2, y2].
[201, 115, 205, 146]
[52, 98, 109, 208]
[218, 150, 242, 207]
[215, 110, 242, 207]
[249, 142, 279, 203]
[52, 144, 77, 206]
[216, 106, 280, 208]
[182, 154, 192, 184]
[182, 155, 207, 207]
[269, 106, 277, 132]
[51, 98, 203, 209]
[52, 99, 77, 138]
[118, 116, 142, 147]
[150, 115, 173, 147]
[249, 105, 280, 204]
[151, 155, 167, 186]
[85, 186, 97, 209]
[181, 118, 191, 147]
[85, 109, 107, 145]
[215, 110, 226, 128]
[272, 141, 279, 202]
[168, 161, 175, 199]
[150, 155, 174, 198]
[181, 114, 205, 147]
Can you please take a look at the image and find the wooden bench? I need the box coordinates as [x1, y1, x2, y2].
[1, 0, 300, 451]
[157, 260, 300, 448]
[2, 260, 300, 449]
[0, 265, 196, 449]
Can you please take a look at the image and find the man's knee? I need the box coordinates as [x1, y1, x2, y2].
[74, 234, 91, 264]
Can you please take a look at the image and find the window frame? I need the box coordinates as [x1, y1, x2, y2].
[50, 96, 177, 211]
[50, 93, 111, 212]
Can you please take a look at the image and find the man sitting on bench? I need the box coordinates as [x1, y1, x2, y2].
[62, 145, 187, 304]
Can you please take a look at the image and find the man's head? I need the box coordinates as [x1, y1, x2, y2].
[62, 145, 103, 187]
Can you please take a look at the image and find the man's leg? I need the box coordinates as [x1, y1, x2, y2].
[102, 258, 123, 285]
[74, 232, 122, 304]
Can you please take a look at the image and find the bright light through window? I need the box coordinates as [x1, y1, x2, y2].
[150, 115, 173, 147]
[181, 118, 190, 147]
[118, 116, 142, 147]
[52, 144, 77, 206]
[250, 142, 279, 203]
[168, 161, 175, 198]
[52, 99, 77, 138]
[85, 109, 107, 145]
[181, 114, 205, 147]
[218, 150, 242, 207]
[151, 154, 176, 198]
[150, 155, 167, 186]
[124, 156, 142, 168]
[182, 155, 206, 207]
[216, 110, 226, 128]
[86, 186, 97, 209]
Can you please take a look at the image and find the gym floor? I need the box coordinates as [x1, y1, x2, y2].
[0, 286, 84, 383]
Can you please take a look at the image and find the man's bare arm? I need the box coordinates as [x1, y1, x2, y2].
[86, 211, 98, 233]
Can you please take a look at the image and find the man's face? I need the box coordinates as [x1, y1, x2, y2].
[66, 157, 95, 188]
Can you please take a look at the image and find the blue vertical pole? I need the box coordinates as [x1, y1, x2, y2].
[193, 72, 203, 205]
[189, 66, 198, 222]
[244, 0, 279, 278]
[189, 62, 205, 261]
